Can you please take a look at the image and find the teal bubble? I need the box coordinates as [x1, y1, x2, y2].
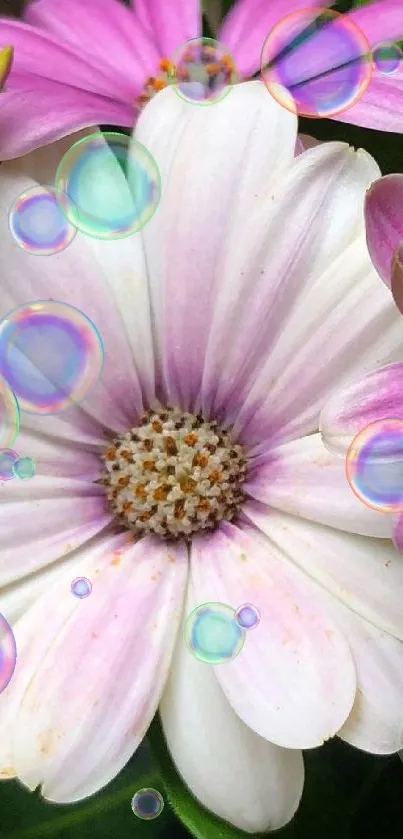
[184, 602, 245, 664]
[12, 456, 36, 480]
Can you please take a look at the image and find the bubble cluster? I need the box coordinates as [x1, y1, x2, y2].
[184, 602, 245, 664]
[0, 448, 18, 481]
[346, 418, 403, 513]
[0, 300, 104, 415]
[55, 132, 161, 240]
[71, 577, 92, 598]
[372, 42, 402, 74]
[9, 185, 77, 256]
[131, 788, 164, 821]
[168, 37, 237, 105]
[0, 613, 17, 695]
[234, 603, 260, 630]
[12, 455, 36, 480]
[261, 7, 372, 118]
[0, 374, 19, 448]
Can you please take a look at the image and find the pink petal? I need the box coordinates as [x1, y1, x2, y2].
[0, 74, 135, 160]
[244, 502, 403, 641]
[324, 595, 403, 754]
[190, 522, 356, 749]
[0, 134, 154, 433]
[333, 1, 403, 132]
[160, 594, 304, 832]
[364, 174, 403, 287]
[0, 476, 111, 586]
[391, 243, 403, 313]
[246, 433, 392, 539]
[24, 0, 158, 90]
[392, 513, 403, 551]
[219, 0, 332, 78]
[132, 0, 201, 58]
[0, 533, 188, 801]
[135, 82, 297, 412]
[320, 362, 403, 457]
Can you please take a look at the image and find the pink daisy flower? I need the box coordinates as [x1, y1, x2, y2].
[0, 0, 403, 159]
[0, 83, 403, 832]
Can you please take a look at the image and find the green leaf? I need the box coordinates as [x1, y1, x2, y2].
[0, 744, 178, 839]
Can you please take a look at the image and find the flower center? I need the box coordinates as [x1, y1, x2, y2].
[101, 405, 247, 540]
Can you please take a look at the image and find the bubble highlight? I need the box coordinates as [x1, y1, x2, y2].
[0, 613, 17, 695]
[372, 42, 402, 74]
[0, 448, 18, 481]
[234, 603, 261, 630]
[9, 185, 77, 255]
[168, 37, 237, 105]
[12, 456, 36, 480]
[71, 577, 92, 598]
[131, 788, 164, 820]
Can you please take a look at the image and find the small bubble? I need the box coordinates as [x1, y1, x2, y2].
[234, 603, 260, 629]
[12, 456, 36, 480]
[0, 448, 18, 481]
[184, 602, 245, 664]
[131, 788, 164, 820]
[9, 185, 77, 255]
[71, 577, 92, 598]
[168, 37, 237, 105]
[372, 42, 402, 74]
[0, 613, 17, 694]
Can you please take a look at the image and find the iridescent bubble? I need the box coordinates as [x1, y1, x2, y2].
[131, 788, 164, 821]
[372, 42, 402, 75]
[0, 374, 19, 448]
[168, 37, 237, 105]
[261, 7, 373, 118]
[234, 603, 261, 630]
[0, 300, 104, 415]
[55, 132, 161, 240]
[184, 602, 245, 664]
[9, 185, 77, 255]
[0, 448, 18, 481]
[346, 418, 403, 513]
[71, 577, 92, 598]
[0, 613, 17, 694]
[12, 455, 36, 480]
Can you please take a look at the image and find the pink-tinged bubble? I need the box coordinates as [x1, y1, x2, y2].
[261, 7, 373, 118]
[71, 577, 92, 598]
[168, 37, 238, 105]
[0, 448, 18, 481]
[0, 300, 104, 415]
[234, 603, 261, 630]
[0, 613, 17, 694]
[346, 418, 403, 513]
[0, 374, 19, 448]
[372, 42, 402, 75]
[9, 185, 77, 255]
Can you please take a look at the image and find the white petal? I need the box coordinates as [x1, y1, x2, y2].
[0, 533, 187, 801]
[244, 502, 403, 640]
[246, 433, 392, 539]
[160, 586, 304, 833]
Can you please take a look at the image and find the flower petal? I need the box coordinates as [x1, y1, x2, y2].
[246, 433, 392, 539]
[333, 1, 403, 132]
[0, 532, 187, 801]
[24, 0, 158, 91]
[160, 591, 304, 833]
[135, 81, 297, 410]
[325, 596, 403, 754]
[392, 513, 403, 552]
[364, 174, 403, 287]
[0, 74, 135, 160]
[243, 502, 403, 641]
[197, 138, 401, 448]
[391, 243, 403, 314]
[0, 132, 155, 433]
[190, 522, 356, 749]
[132, 0, 201, 58]
[320, 362, 403, 457]
[0, 476, 111, 586]
[219, 0, 331, 78]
